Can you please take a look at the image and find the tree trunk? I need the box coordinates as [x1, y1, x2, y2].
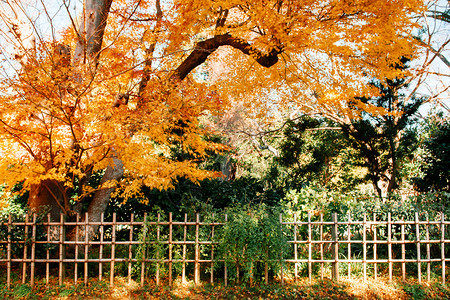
[85, 156, 124, 239]
[28, 179, 66, 220]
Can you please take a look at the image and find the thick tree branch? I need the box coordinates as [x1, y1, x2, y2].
[171, 33, 283, 81]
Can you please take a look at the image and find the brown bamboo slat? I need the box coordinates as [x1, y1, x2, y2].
[294, 214, 298, 282]
[99, 213, 104, 281]
[401, 217, 406, 282]
[426, 214, 431, 282]
[22, 214, 28, 284]
[168, 212, 173, 286]
[129, 213, 134, 285]
[416, 212, 422, 284]
[347, 212, 351, 280]
[84, 213, 89, 285]
[441, 212, 446, 284]
[30, 213, 36, 287]
[308, 212, 312, 283]
[388, 213, 392, 282]
[110, 213, 116, 286]
[373, 213, 378, 280]
[194, 213, 200, 285]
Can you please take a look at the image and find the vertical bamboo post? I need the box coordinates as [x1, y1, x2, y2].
[7, 214, 12, 289]
[128, 213, 134, 285]
[156, 213, 160, 286]
[194, 213, 200, 285]
[388, 213, 392, 282]
[401, 217, 406, 282]
[320, 214, 324, 281]
[363, 213, 367, 281]
[294, 214, 298, 283]
[168, 212, 173, 287]
[59, 213, 66, 285]
[373, 214, 377, 280]
[22, 213, 29, 284]
[280, 213, 284, 286]
[265, 247, 269, 285]
[30, 213, 36, 287]
[46, 214, 50, 284]
[441, 212, 446, 285]
[182, 213, 187, 284]
[415, 212, 421, 284]
[224, 214, 228, 287]
[99, 213, 104, 281]
[75, 214, 79, 283]
[347, 212, 351, 280]
[308, 212, 312, 283]
[140, 213, 147, 287]
[210, 213, 215, 284]
[331, 213, 339, 281]
[426, 214, 431, 282]
[110, 213, 116, 286]
[84, 213, 89, 285]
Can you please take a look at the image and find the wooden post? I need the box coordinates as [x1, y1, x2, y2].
[320, 214, 324, 281]
[441, 212, 446, 285]
[224, 214, 228, 287]
[363, 213, 367, 281]
[7, 214, 12, 289]
[99, 213, 104, 281]
[308, 212, 312, 283]
[388, 213, 392, 282]
[210, 213, 215, 284]
[84, 213, 89, 285]
[30, 213, 36, 287]
[401, 217, 406, 282]
[140, 213, 147, 287]
[331, 213, 339, 281]
[280, 213, 284, 286]
[194, 213, 200, 285]
[22, 214, 29, 284]
[75, 214, 79, 283]
[110, 213, 116, 286]
[347, 212, 351, 280]
[415, 212, 421, 283]
[426, 214, 431, 282]
[156, 213, 160, 286]
[168, 212, 173, 287]
[46, 214, 50, 284]
[182, 214, 187, 284]
[373, 214, 378, 280]
[59, 213, 66, 285]
[128, 214, 134, 285]
[294, 214, 298, 283]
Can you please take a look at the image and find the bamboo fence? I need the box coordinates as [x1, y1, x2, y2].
[0, 211, 449, 289]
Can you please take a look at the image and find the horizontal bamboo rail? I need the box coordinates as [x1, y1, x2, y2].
[0, 211, 448, 288]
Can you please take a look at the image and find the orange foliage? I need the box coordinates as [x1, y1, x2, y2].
[0, 0, 425, 204]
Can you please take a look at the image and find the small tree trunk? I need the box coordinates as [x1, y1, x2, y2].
[85, 156, 124, 239]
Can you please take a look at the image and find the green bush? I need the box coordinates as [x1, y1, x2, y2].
[215, 203, 289, 283]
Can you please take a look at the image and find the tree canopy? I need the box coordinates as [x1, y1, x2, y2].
[0, 0, 427, 228]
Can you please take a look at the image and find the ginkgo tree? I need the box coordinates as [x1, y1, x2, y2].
[0, 0, 425, 236]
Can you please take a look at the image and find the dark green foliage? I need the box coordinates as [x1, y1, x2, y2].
[106, 177, 283, 221]
[272, 116, 360, 192]
[414, 120, 450, 193]
[342, 59, 423, 198]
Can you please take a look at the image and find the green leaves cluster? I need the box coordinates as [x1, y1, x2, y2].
[217, 204, 288, 282]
